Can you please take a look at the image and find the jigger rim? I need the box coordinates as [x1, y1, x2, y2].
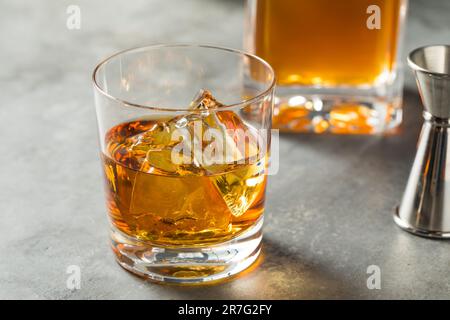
[407, 44, 450, 77]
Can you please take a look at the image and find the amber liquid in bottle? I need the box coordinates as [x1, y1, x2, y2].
[249, 0, 405, 133]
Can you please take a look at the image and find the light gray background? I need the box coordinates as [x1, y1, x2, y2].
[1, 0, 450, 299]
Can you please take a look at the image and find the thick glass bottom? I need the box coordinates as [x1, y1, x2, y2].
[110, 217, 263, 284]
[272, 86, 402, 134]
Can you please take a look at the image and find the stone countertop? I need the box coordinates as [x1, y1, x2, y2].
[1, 0, 450, 299]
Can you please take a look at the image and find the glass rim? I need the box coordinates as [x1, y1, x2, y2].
[92, 43, 276, 112]
[408, 44, 450, 77]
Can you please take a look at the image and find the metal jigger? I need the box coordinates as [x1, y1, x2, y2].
[394, 45, 450, 238]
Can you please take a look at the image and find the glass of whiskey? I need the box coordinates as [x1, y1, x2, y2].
[245, 0, 408, 134]
[92, 44, 275, 283]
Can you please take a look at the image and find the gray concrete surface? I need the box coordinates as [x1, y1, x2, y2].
[1, 0, 450, 299]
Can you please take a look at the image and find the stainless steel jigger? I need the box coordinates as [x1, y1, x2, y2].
[394, 45, 450, 238]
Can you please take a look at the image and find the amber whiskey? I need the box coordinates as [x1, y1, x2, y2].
[102, 94, 267, 246]
[246, 0, 407, 134]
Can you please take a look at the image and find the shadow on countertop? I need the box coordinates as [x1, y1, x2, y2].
[134, 237, 365, 299]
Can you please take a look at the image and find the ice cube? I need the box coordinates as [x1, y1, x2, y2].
[180, 89, 261, 171]
[182, 89, 266, 217]
[108, 89, 266, 220]
[128, 169, 233, 237]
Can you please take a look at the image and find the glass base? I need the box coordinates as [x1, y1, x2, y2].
[110, 217, 263, 284]
[272, 86, 402, 134]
